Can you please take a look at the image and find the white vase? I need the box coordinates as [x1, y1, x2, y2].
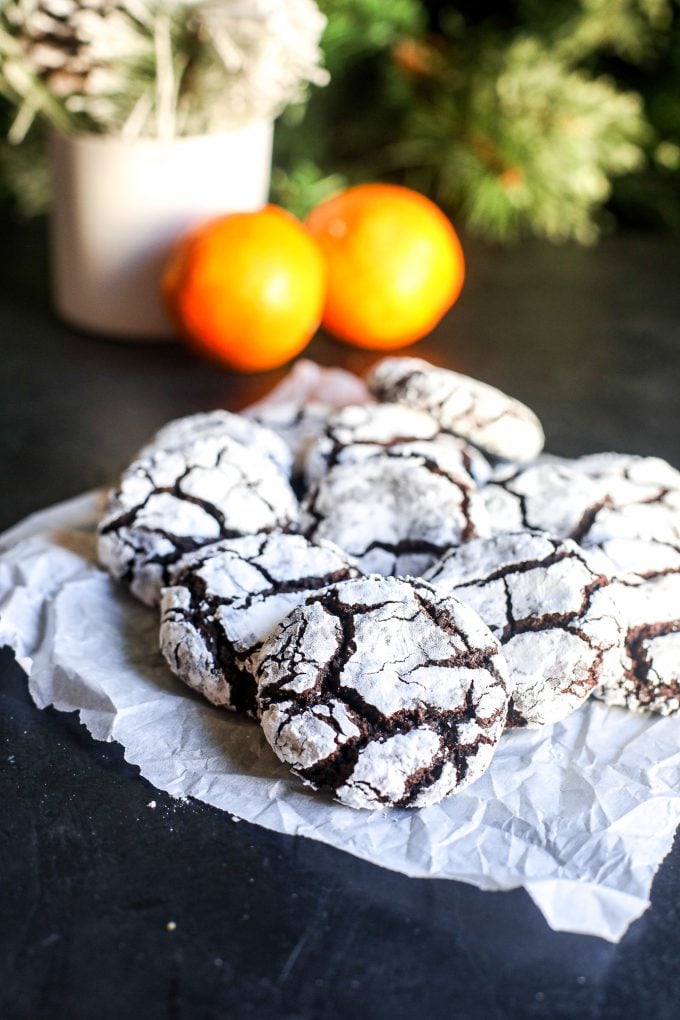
[48, 121, 274, 339]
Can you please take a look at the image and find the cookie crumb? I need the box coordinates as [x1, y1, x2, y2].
[147, 800, 157, 809]
[166, 921, 177, 932]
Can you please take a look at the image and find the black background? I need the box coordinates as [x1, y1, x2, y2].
[1, 217, 680, 1019]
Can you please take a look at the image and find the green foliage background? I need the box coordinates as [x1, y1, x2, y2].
[3, 0, 680, 243]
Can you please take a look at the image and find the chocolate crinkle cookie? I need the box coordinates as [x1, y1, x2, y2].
[424, 531, 624, 728]
[160, 532, 361, 715]
[300, 452, 489, 578]
[484, 453, 680, 546]
[98, 436, 300, 607]
[255, 576, 511, 810]
[303, 401, 490, 487]
[587, 537, 680, 716]
[366, 357, 544, 464]
[139, 408, 293, 477]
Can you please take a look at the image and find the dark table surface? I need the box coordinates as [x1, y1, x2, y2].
[1, 215, 680, 1020]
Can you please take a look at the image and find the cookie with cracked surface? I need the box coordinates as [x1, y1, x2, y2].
[139, 409, 293, 476]
[303, 402, 490, 487]
[98, 436, 300, 607]
[366, 357, 544, 463]
[300, 454, 489, 578]
[599, 601, 680, 716]
[590, 549, 680, 716]
[255, 575, 511, 810]
[424, 531, 623, 728]
[244, 401, 332, 477]
[160, 532, 361, 715]
[484, 453, 680, 547]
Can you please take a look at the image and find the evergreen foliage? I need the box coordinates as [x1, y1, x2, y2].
[2, 1, 680, 241]
[273, 0, 680, 241]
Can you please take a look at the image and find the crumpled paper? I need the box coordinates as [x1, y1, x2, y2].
[1, 361, 679, 944]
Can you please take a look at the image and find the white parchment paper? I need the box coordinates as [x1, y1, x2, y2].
[1, 361, 679, 944]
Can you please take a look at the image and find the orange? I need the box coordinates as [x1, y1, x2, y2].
[305, 183, 465, 350]
[163, 205, 327, 373]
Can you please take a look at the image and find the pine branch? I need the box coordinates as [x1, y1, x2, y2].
[394, 35, 649, 242]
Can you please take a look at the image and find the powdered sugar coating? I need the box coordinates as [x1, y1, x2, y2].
[577, 453, 680, 544]
[159, 532, 361, 714]
[589, 540, 680, 716]
[256, 575, 511, 810]
[138, 408, 293, 476]
[244, 400, 331, 476]
[586, 536, 680, 586]
[483, 460, 603, 540]
[300, 455, 489, 578]
[98, 437, 300, 607]
[425, 531, 623, 728]
[367, 357, 544, 463]
[304, 402, 490, 486]
[484, 453, 680, 546]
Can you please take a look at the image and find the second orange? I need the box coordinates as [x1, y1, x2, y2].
[305, 183, 465, 350]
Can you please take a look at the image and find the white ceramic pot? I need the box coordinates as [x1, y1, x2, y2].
[49, 121, 274, 339]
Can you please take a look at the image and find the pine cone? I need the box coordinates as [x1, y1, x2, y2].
[7, 0, 123, 97]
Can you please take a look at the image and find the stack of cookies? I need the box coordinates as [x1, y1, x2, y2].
[97, 357, 680, 811]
